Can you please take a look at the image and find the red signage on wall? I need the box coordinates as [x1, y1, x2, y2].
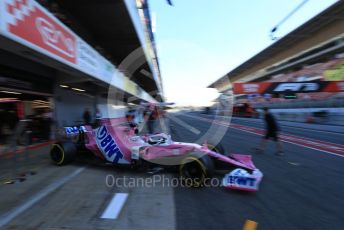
[233, 81, 344, 94]
[6, 0, 77, 64]
[233, 82, 272, 94]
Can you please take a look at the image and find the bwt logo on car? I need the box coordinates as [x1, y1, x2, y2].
[228, 176, 256, 187]
[225, 169, 257, 188]
[64, 126, 85, 136]
[97, 126, 124, 163]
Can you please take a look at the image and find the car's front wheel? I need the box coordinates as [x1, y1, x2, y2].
[179, 153, 214, 187]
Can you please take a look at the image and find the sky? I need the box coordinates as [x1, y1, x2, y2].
[150, 0, 339, 106]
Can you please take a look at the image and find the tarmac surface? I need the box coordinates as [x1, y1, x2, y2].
[0, 112, 343, 230]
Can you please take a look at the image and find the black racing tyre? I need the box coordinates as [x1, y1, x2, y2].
[207, 142, 225, 155]
[179, 153, 214, 187]
[50, 142, 77, 166]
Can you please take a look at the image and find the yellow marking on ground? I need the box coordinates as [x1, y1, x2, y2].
[243, 219, 258, 230]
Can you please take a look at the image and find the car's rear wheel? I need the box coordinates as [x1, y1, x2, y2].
[179, 153, 214, 187]
[50, 142, 77, 166]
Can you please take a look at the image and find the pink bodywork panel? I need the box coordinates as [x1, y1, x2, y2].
[84, 118, 136, 163]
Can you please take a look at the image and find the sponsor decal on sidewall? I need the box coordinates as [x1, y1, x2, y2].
[96, 126, 126, 164]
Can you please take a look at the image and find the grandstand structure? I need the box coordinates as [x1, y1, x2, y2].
[208, 1, 344, 124]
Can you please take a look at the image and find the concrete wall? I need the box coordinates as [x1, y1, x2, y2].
[98, 103, 126, 119]
[54, 86, 95, 126]
[54, 86, 127, 126]
[23, 101, 33, 116]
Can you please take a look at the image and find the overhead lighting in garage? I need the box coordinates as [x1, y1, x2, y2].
[60, 85, 69, 88]
[0, 90, 22, 95]
[0, 98, 18, 101]
[72, 87, 86, 92]
[33, 100, 49, 104]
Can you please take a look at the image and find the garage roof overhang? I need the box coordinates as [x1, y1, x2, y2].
[55, 0, 162, 99]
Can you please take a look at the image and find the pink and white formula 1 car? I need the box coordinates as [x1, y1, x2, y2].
[50, 118, 263, 191]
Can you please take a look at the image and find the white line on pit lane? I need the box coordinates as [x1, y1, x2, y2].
[199, 113, 344, 136]
[228, 124, 344, 158]
[167, 113, 201, 135]
[185, 114, 344, 158]
[228, 116, 344, 136]
[0, 167, 86, 228]
[101, 193, 128, 219]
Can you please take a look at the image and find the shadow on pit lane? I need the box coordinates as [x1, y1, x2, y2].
[68, 152, 178, 176]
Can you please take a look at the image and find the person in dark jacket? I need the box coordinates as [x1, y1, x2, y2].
[146, 107, 157, 134]
[83, 108, 91, 125]
[257, 107, 284, 155]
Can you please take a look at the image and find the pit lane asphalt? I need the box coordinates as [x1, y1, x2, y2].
[0, 146, 176, 230]
[0, 113, 343, 230]
[193, 112, 344, 144]
[231, 117, 343, 145]
[171, 113, 344, 230]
